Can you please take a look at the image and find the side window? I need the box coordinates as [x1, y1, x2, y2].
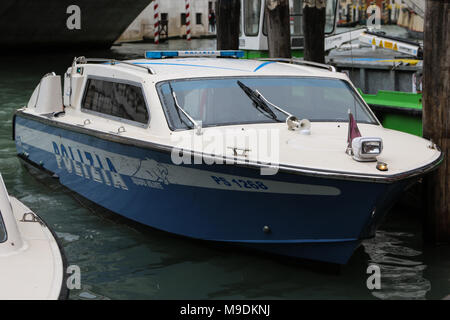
[196, 13, 202, 25]
[82, 78, 149, 125]
[263, 0, 337, 36]
[0, 211, 6, 243]
[244, 0, 261, 36]
[181, 13, 187, 25]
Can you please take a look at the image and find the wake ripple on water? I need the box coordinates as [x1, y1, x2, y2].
[363, 231, 431, 300]
[56, 232, 80, 243]
[73, 285, 110, 300]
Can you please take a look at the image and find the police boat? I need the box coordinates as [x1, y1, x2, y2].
[0, 173, 66, 299]
[13, 50, 442, 264]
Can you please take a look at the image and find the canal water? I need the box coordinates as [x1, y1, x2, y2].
[0, 38, 449, 300]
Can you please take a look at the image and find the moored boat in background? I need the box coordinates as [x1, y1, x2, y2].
[0, 173, 66, 300]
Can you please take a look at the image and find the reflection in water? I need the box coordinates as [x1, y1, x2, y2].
[363, 231, 431, 299]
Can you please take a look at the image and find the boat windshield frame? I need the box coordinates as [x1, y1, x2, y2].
[156, 76, 379, 131]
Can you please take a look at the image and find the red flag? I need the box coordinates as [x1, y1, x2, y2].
[347, 110, 361, 152]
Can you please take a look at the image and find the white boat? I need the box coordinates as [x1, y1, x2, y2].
[0, 174, 66, 299]
[13, 50, 442, 264]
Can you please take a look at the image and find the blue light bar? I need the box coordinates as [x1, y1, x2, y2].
[220, 51, 245, 58]
[144, 51, 178, 59]
[144, 50, 244, 59]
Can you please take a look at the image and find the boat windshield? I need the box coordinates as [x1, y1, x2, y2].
[157, 77, 377, 130]
[0, 211, 6, 243]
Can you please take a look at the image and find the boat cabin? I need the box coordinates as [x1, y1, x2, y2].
[18, 50, 440, 178]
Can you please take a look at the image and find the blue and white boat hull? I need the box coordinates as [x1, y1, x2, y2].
[14, 114, 422, 264]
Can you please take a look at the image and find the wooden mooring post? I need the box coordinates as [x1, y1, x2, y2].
[303, 0, 326, 63]
[216, 0, 240, 50]
[422, 0, 450, 243]
[265, 0, 291, 58]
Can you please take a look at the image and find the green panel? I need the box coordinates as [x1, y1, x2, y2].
[382, 114, 422, 136]
[243, 50, 304, 59]
[291, 50, 304, 58]
[359, 90, 422, 110]
[358, 89, 423, 136]
[357, 89, 423, 136]
[243, 50, 269, 59]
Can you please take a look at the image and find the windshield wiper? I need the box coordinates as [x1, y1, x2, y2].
[237, 81, 280, 121]
[169, 83, 202, 134]
[237, 80, 306, 131]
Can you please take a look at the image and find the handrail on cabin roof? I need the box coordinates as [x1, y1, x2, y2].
[74, 57, 155, 75]
[256, 58, 336, 72]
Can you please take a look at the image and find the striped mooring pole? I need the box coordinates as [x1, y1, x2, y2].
[153, 0, 160, 44]
[185, 0, 191, 41]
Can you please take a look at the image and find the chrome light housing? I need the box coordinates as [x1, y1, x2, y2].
[351, 137, 383, 162]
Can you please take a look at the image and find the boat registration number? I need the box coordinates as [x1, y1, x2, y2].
[211, 176, 268, 190]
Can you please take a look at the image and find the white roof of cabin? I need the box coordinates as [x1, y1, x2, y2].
[108, 58, 347, 82]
